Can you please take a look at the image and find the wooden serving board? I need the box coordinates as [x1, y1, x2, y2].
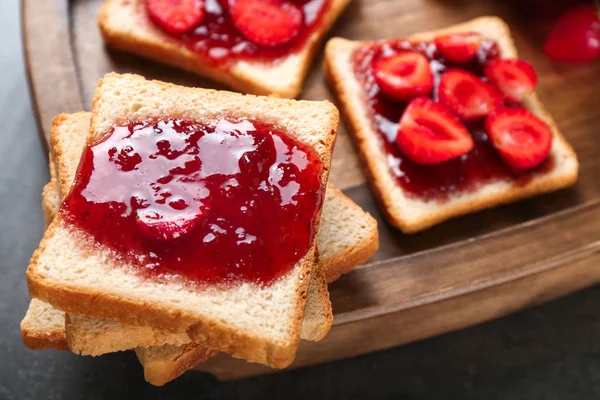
[24, 0, 600, 381]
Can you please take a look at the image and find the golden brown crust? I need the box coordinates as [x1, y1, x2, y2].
[20, 299, 69, 351]
[98, 0, 350, 98]
[320, 185, 378, 283]
[21, 330, 69, 351]
[41, 181, 58, 227]
[323, 236, 378, 283]
[136, 344, 218, 386]
[324, 17, 579, 233]
[50, 112, 91, 199]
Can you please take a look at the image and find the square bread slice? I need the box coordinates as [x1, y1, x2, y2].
[26, 73, 339, 368]
[99, 0, 350, 98]
[25, 111, 377, 357]
[324, 16, 579, 233]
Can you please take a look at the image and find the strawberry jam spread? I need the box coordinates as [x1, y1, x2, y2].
[352, 39, 555, 200]
[145, 0, 332, 65]
[60, 118, 324, 287]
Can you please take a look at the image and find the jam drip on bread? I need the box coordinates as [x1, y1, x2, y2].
[145, 0, 332, 65]
[352, 35, 555, 201]
[60, 118, 324, 287]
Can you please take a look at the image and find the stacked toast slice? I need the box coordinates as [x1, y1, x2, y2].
[22, 74, 378, 385]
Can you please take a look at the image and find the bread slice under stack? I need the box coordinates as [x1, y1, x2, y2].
[99, 0, 350, 98]
[324, 16, 579, 233]
[26, 73, 339, 368]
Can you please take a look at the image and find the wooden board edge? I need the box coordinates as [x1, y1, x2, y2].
[22, 0, 84, 144]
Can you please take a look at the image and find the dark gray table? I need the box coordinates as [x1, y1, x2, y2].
[2, 0, 600, 398]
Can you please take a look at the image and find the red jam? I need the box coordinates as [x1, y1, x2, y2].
[60, 118, 324, 287]
[352, 40, 555, 200]
[145, 0, 332, 65]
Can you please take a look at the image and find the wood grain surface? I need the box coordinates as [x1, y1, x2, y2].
[23, 0, 600, 380]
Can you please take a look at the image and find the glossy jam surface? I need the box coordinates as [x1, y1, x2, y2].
[352, 40, 554, 200]
[147, 0, 331, 65]
[60, 119, 324, 287]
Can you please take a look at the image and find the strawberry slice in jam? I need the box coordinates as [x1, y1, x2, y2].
[146, 0, 205, 34]
[434, 32, 482, 64]
[372, 51, 434, 101]
[438, 69, 502, 121]
[396, 97, 474, 165]
[486, 108, 553, 170]
[485, 59, 537, 103]
[60, 119, 324, 287]
[230, 0, 303, 47]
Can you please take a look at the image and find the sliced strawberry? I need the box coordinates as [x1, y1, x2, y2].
[485, 59, 537, 103]
[229, 0, 303, 47]
[136, 207, 207, 241]
[544, 5, 600, 63]
[438, 69, 502, 121]
[485, 107, 553, 170]
[372, 52, 434, 101]
[396, 97, 474, 165]
[434, 32, 482, 64]
[146, 0, 205, 35]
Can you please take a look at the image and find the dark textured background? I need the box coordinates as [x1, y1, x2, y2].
[2, 0, 600, 398]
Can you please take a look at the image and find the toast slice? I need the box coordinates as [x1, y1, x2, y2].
[324, 17, 579, 233]
[24, 110, 377, 358]
[27, 73, 339, 368]
[98, 0, 350, 98]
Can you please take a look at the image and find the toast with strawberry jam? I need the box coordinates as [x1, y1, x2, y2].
[25, 110, 377, 357]
[23, 109, 377, 385]
[26, 73, 339, 368]
[324, 17, 578, 233]
[98, 0, 350, 98]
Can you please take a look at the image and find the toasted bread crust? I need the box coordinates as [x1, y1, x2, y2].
[41, 181, 58, 226]
[27, 74, 339, 368]
[50, 112, 92, 200]
[136, 344, 218, 386]
[21, 326, 69, 351]
[98, 0, 350, 98]
[20, 299, 69, 351]
[65, 313, 191, 356]
[320, 185, 378, 282]
[300, 259, 332, 341]
[324, 17, 579, 233]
